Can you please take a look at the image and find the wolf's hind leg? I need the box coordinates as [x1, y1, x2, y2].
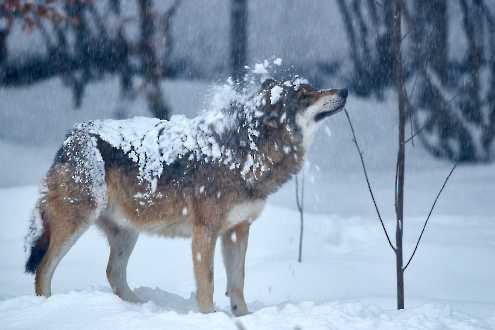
[222, 222, 250, 316]
[98, 217, 140, 303]
[35, 215, 89, 297]
[192, 223, 217, 313]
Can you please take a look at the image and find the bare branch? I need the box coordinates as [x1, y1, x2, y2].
[405, 78, 417, 146]
[400, 29, 412, 43]
[404, 121, 426, 144]
[403, 162, 457, 271]
[344, 109, 396, 251]
[295, 174, 303, 212]
[407, 72, 419, 102]
[295, 172, 305, 263]
[301, 173, 304, 208]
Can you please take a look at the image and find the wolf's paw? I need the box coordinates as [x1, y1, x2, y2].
[198, 305, 216, 314]
[196, 299, 217, 314]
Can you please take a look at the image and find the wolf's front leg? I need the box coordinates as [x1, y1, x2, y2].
[222, 222, 250, 316]
[192, 223, 217, 313]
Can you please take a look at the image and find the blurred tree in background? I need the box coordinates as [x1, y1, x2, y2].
[411, 0, 495, 163]
[230, 0, 247, 84]
[1, 0, 494, 163]
[0, 0, 180, 119]
[337, 0, 495, 163]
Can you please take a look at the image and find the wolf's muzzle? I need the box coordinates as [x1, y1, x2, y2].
[313, 88, 348, 122]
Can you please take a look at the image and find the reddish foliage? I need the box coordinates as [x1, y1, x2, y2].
[0, 0, 93, 31]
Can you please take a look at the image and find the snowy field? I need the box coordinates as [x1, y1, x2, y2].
[1, 182, 495, 329]
[1, 78, 495, 329]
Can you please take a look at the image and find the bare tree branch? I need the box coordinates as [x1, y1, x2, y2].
[295, 171, 305, 263]
[404, 121, 426, 145]
[403, 162, 457, 271]
[137, 0, 173, 120]
[405, 78, 417, 146]
[344, 109, 396, 251]
[400, 29, 412, 43]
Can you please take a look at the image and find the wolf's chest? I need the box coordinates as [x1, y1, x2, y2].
[222, 199, 265, 231]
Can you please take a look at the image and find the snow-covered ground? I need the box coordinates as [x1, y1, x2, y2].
[1, 78, 495, 329]
[1, 183, 495, 329]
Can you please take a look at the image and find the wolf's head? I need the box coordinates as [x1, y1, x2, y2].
[258, 78, 348, 150]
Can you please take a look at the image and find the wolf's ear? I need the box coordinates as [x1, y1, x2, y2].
[261, 78, 276, 90]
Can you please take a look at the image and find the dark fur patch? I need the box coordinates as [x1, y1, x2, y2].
[53, 145, 66, 164]
[25, 226, 50, 274]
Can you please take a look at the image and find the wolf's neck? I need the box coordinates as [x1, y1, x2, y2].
[229, 122, 305, 198]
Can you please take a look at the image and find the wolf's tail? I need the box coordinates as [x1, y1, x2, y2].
[25, 190, 50, 274]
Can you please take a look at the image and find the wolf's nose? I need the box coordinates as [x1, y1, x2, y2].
[338, 88, 348, 98]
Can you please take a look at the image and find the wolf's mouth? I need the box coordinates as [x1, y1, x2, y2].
[314, 103, 346, 122]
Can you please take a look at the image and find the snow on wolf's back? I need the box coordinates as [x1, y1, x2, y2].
[80, 115, 232, 184]
[63, 103, 258, 196]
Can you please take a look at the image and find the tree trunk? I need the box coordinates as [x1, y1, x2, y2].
[0, 28, 7, 66]
[414, 0, 448, 82]
[392, 0, 406, 310]
[230, 0, 247, 83]
[138, 0, 171, 120]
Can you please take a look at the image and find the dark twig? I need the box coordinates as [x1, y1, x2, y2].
[344, 109, 396, 251]
[295, 172, 305, 263]
[404, 121, 426, 144]
[400, 29, 412, 43]
[405, 80, 416, 146]
[403, 162, 457, 271]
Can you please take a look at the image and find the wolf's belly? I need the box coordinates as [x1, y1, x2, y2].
[118, 216, 193, 238]
[107, 205, 193, 238]
[106, 198, 265, 238]
[144, 219, 193, 237]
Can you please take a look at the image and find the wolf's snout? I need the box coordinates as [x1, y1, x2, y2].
[311, 87, 348, 122]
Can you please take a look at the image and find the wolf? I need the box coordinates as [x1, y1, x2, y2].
[24, 78, 347, 316]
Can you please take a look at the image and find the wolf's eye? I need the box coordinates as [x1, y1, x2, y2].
[297, 88, 309, 98]
[299, 84, 315, 92]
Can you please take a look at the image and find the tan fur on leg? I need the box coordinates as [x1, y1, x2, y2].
[34, 163, 101, 297]
[192, 223, 217, 313]
[35, 220, 88, 296]
[222, 222, 250, 316]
